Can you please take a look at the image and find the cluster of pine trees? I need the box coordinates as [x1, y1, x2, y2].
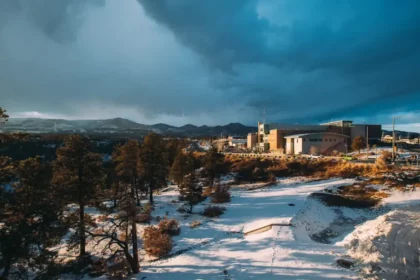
[0, 130, 226, 278]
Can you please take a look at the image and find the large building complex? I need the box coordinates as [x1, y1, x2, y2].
[247, 120, 381, 155]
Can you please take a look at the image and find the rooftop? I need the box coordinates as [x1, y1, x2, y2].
[283, 132, 350, 138]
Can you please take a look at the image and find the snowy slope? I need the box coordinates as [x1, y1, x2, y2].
[138, 178, 358, 279]
[336, 190, 420, 279]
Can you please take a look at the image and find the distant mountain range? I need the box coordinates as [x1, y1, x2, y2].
[1, 118, 257, 137]
[2, 118, 418, 139]
[382, 130, 420, 139]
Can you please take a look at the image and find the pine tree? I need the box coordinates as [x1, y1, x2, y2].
[0, 157, 66, 279]
[203, 145, 225, 186]
[165, 138, 186, 168]
[89, 140, 142, 274]
[113, 140, 141, 273]
[170, 151, 195, 186]
[0, 107, 8, 125]
[179, 172, 203, 213]
[140, 133, 168, 204]
[52, 135, 104, 257]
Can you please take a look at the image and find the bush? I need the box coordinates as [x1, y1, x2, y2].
[143, 226, 173, 257]
[203, 206, 226, 217]
[190, 220, 202, 228]
[136, 213, 151, 223]
[158, 218, 181, 236]
[211, 184, 231, 203]
[134, 202, 153, 223]
[375, 156, 387, 170]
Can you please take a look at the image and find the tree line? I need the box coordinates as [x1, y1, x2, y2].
[0, 131, 226, 278]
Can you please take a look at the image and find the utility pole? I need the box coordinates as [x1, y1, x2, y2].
[392, 117, 396, 162]
[366, 124, 369, 160]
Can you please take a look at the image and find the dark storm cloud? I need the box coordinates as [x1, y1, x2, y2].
[1, 0, 419, 127]
[139, 0, 420, 123]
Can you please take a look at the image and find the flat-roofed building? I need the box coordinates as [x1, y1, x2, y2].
[284, 132, 349, 155]
[256, 122, 328, 152]
[248, 120, 382, 154]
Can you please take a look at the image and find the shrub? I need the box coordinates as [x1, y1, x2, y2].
[143, 226, 173, 257]
[136, 213, 151, 223]
[203, 206, 226, 217]
[158, 218, 181, 236]
[136, 203, 153, 223]
[375, 156, 387, 170]
[211, 184, 231, 203]
[190, 220, 202, 228]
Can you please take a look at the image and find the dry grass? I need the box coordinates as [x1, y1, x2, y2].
[190, 220, 202, 229]
[143, 226, 173, 257]
[158, 218, 181, 236]
[333, 183, 390, 205]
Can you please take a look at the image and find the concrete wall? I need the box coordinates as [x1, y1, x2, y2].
[268, 129, 282, 151]
[247, 133, 257, 149]
[286, 134, 348, 155]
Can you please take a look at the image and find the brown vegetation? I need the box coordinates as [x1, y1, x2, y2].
[226, 155, 394, 182]
[143, 226, 173, 257]
[210, 184, 231, 203]
[158, 218, 181, 236]
[190, 220, 202, 228]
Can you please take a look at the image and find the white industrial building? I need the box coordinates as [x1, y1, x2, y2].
[284, 132, 349, 155]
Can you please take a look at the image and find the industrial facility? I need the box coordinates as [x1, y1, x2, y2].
[247, 120, 381, 155]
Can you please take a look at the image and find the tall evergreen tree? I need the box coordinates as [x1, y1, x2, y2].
[179, 172, 202, 213]
[91, 140, 142, 274]
[0, 107, 8, 125]
[52, 135, 104, 257]
[170, 151, 196, 186]
[0, 157, 66, 279]
[165, 138, 185, 168]
[203, 145, 225, 186]
[140, 133, 168, 204]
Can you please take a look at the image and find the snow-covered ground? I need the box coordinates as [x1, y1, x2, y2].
[138, 178, 360, 279]
[52, 176, 420, 279]
[336, 189, 420, 279]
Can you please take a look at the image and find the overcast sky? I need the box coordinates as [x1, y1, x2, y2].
[1, 0, 420, 131]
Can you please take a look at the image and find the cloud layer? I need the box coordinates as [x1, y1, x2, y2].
[1, 0, 420, 129]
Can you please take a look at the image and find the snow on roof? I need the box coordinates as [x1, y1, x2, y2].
[283, 132, 350, 138]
